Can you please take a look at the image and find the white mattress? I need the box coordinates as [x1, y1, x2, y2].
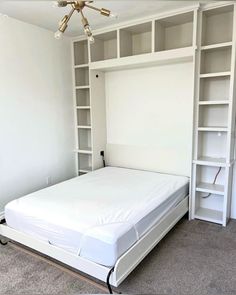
[5, 167, 189, 266]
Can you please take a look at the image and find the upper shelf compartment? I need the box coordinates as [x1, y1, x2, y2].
[201, 5, 234, 46]
[155, 11, 194, 52]
[90, 31, 117, 62]
[120, 22, 152, 57]
[74, 40, 88, 66]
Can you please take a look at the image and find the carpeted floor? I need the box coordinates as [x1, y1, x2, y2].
[1, 218, 236, 294]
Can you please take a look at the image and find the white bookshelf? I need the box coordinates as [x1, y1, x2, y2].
[72, 4, 236, 226]
[191, 3, 236, 226]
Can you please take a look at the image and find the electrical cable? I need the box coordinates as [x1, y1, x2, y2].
[202, 167, 222, 198]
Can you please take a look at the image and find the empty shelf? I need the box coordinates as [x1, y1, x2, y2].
[200, 42, 232, 51]
[195, 207, 223, 224]
[198, 127, 228, 132]
[79, 167, 92, 173]
[77, 125, 92, 129]
[196, 182, 224, 195]
[76, 106, 91, 110]
[198, 100, 229, 105]
[193, 157, 227, 167]
[75, 148, 93, 154]
[200, 72, 231, 78]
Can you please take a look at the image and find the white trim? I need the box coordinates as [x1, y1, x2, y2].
[0, 196, 188, 287]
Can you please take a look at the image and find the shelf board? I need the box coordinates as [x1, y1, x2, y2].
[200, 72, 231, 79]
[75, 148, 93, 155]
[198, 127, 228, 132]
[79, 167, 92, 173]
[195, 207, 223, 224]
[77, 125, 92, 129]
[196, 182, 224, 195]
[200, 42, 232, 51]
[76, 106, 91, 110]
[90, 46, 195, 72]
[75, 86, 90, 90]
[74, 64, 89, 69]
[198, 100, 229, 105]
[193, 156, 226, 167]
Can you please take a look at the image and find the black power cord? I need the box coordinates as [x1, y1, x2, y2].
[106, 267, 114, 294]
[202, 167, 222, 198]
[100, 151, 106, 167]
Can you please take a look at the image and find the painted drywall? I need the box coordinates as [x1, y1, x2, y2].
[105, 62, 194, 177]
[0, 17, 75, 218]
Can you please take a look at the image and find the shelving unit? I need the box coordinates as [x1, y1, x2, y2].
[71, 4, 236, 226]
[90, 31, 117, 62]
[155, 11, 194, 51]
[191, 3, 236, 226]
[73, 40, 93, 176]
[120, 22, 152, 57]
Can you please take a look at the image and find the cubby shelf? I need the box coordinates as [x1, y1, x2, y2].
[198, 100, 229, 105]
[196, 182, 224, 195]
[195, 207, 223, 224]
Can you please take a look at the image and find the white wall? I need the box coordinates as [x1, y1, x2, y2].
[105, 62, 194, 177]
[0, 17, 76, 218]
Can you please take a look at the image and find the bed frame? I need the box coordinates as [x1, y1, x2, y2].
[0, 196, 188, 293]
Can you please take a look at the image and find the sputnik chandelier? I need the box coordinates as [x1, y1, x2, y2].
[54, 1, 117, 43]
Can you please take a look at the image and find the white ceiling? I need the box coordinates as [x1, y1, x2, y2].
[0, 1, 212, 36]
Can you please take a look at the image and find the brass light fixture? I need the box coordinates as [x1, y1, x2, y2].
[54, 1, 117, 43]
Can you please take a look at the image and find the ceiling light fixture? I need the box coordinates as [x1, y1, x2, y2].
[54, 1, 117, 43]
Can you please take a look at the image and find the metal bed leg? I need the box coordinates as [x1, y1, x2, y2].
[0, 219, 8, 245]
[106, 267, 114, 294]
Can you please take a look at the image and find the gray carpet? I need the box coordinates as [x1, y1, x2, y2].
[1, 218, 236, 294]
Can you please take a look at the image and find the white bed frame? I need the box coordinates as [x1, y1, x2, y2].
[0, 196, 188, 291]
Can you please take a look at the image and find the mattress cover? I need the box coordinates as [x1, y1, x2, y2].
[5, 167, 189, 266]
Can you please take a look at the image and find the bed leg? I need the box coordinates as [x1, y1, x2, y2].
[106, 267, 114, 294]
[0, 219, 8, 245]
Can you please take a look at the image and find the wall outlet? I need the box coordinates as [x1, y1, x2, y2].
[46, 176, 51, 186]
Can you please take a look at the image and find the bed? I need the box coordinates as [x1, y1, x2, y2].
[0, 166, 189, 292]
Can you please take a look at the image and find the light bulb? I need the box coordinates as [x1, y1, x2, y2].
[217, 132, 222, 137]
[54, 30, 63, 39]
[88, 35, 95, 44]
[110, 13, 118, 19]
